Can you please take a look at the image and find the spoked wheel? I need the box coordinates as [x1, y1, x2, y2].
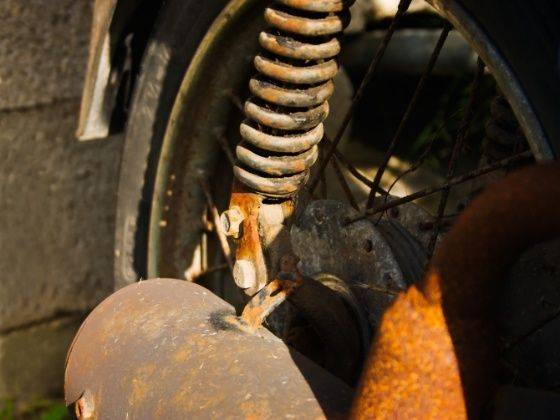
[114, 0, 559, 413]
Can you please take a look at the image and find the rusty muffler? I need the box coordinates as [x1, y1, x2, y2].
[65, 278, 352, 419]
[351, 162, 560, 419]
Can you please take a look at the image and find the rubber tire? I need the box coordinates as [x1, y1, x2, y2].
[115, 0, 560, 288]
[456, 0, 560, 154]
[114, 0, 228, 288]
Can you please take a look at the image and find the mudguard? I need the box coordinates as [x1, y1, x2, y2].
[78, 0, 158, 140]
[77, 0, 118, 140]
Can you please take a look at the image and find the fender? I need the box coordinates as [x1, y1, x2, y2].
[77, 0, 162, 140]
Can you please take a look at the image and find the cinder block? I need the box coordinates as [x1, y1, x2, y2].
[0, 316, 83, 399]
[0, 101, 121, 331]
[0, 0, 92, 110]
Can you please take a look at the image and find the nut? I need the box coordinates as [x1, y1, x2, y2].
[233, 259, 257, 289]
[220, 207, 245, 238]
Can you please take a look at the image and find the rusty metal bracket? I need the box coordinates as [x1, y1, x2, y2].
[227, 181, 268, 295]
[235, 275, 302, 332]
[225, 179, 297, 296]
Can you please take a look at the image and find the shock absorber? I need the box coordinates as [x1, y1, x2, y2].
[234, 0, 353, 198]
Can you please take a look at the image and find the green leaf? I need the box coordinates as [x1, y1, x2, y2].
[39, 404, 70, 420]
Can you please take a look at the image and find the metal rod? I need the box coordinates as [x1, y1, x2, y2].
[198, 177, 234, 271]
[307, 0, 413, 194]
[240, 278, 301, 330]
[504, 307, 560, 351]
[319, 144, 328, 199]
[226, 90, 244, 113]
[344, 150, 532, 224]
[366, 23, 452, 209]
[216, 133, 236, 167]
[322, 135, 387, 194]
[427, 59, 486, 254]
[331, 157, 360, 210]
[190, 263, 229, 282]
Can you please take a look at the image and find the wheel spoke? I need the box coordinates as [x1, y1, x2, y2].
[331, 157, 360, 210]
[427, 59, 486, 254]
[216, 132, 236, 167]
[504, 306, 560, 352]
[226, 90, 244, 113]
[319, 144, 328, 199]
[354, 282, 400, 297]
[344, 150, 532, 224]
[307, 0, 413, 194]
[190, 263, 229, 282]
[323, 135, 387, 194]
[369, 103, 465, 225]
[380, 103, 463, 202]
[366, 23, 452, 209]
[198, 177, 234, 272]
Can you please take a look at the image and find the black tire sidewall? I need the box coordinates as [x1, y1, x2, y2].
[114, 0, 228, 288]
[455, 0, 560, 155]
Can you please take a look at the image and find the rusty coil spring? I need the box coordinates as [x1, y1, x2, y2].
[233, 0, 353, 198]
[483, 95, 527, 162]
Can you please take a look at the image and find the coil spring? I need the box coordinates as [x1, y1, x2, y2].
[483, 94, 527, 162]
[233, 0, 353, 198]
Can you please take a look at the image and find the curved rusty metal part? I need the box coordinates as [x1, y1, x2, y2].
[351, 163, 560, 419]
[239, 276, 302, 330]
[65, 278, 353, 419]
[228, 181, 268, 295]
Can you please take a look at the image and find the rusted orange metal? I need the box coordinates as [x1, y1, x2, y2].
[351, 163, 560, 419]
[239, 277, 302, 331]
[65, 278, 353, 418]
[228, 180, 268, 294]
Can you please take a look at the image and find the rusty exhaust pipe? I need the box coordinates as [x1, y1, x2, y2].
[65, 278, 352, 418]
[352, 162, 560, 418]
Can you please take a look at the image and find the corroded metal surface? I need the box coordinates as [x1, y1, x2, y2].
[228, 181, 268, 295]
[234, 0, 352, 198]
[65, 278, 353, 418]
[352, 163, 560, 419]
[239, 275, 302, 331]
[291, 199, 425, 329]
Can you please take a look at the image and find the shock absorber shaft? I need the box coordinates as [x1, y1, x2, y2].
[234, 0, 353, 198]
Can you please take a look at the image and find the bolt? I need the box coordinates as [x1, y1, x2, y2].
[74, 390, 94, 419]
[220, 207, 244, 238]
[233, 259, 257, 289]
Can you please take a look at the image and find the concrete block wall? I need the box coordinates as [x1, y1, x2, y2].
[0, 0, 121, 402]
